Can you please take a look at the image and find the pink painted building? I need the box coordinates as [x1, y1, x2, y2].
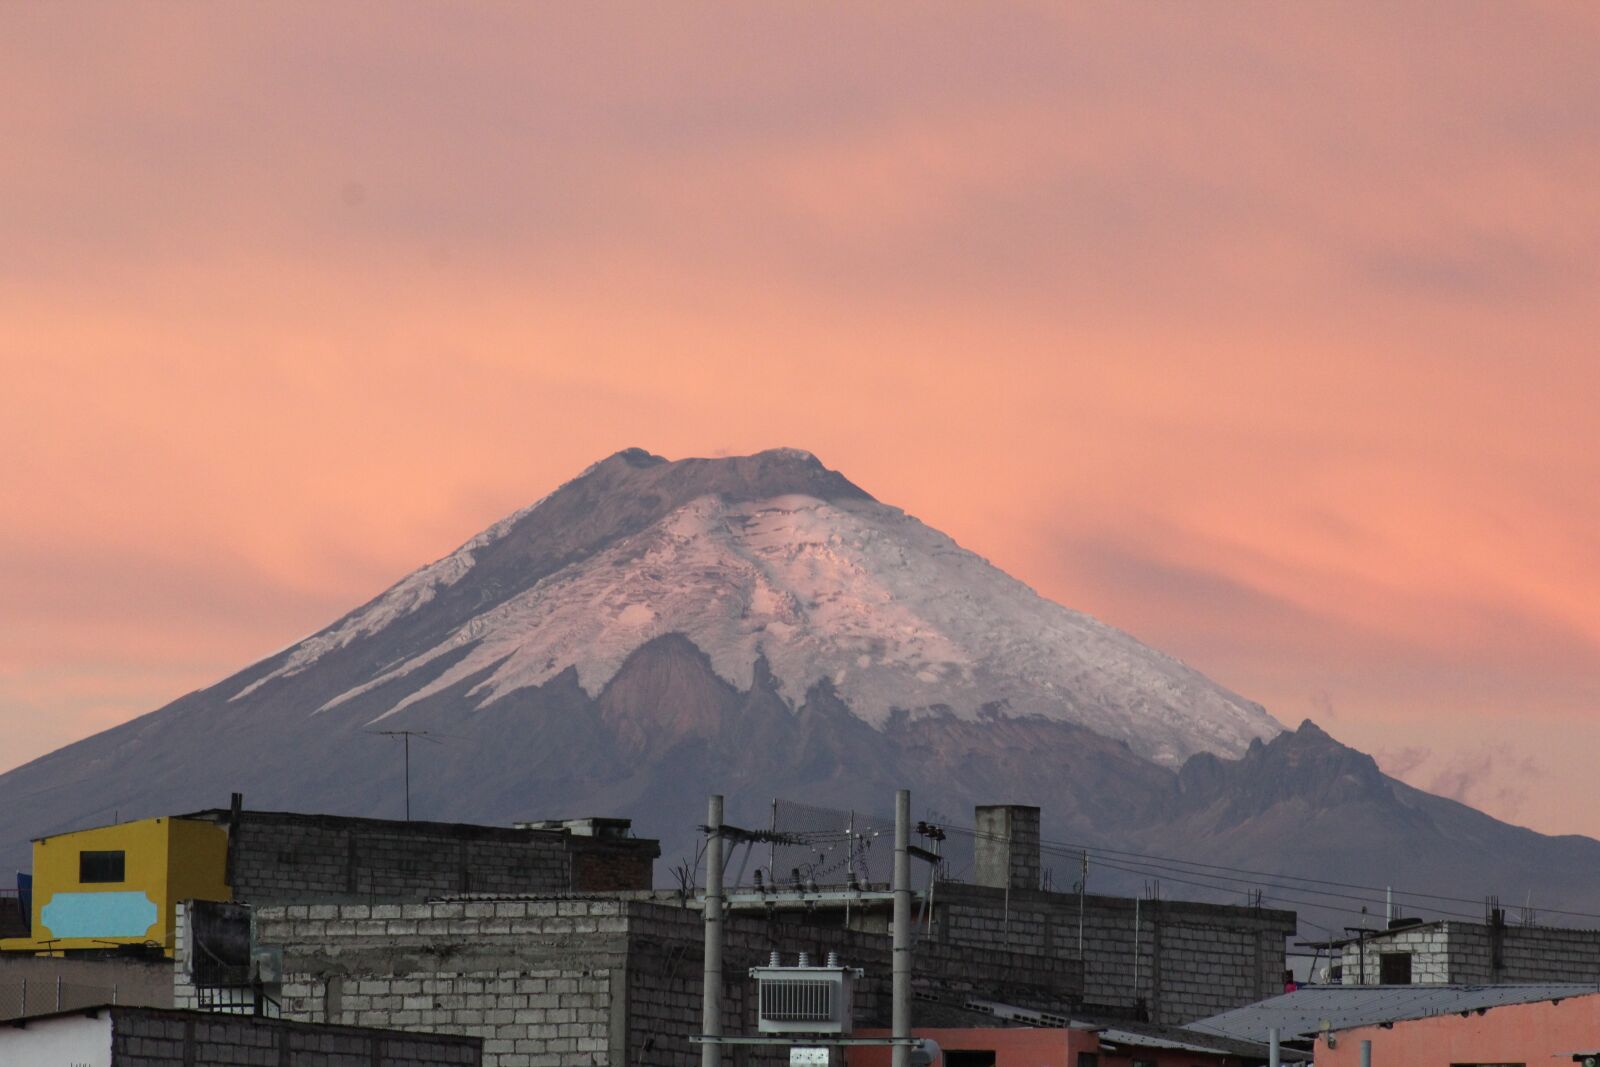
[1313, 990, 1600, 1066]
[847, 1025, 1289, 1067]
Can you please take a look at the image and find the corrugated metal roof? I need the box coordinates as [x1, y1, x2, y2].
[1188, 984, 1600, 1043]
[1094, 1022, 1312, 1061]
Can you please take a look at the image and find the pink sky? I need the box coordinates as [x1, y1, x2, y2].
[2, 4, 1597, 835]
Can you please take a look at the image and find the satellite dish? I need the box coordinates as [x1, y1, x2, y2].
[911, 1038, 942, 1067]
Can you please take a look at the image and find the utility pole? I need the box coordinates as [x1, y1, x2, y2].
[701, 795, 724, 1067]
[1078, 848, 1087, 959]
[892, 789, 911, 1067]
[691, 790, 919, 1067]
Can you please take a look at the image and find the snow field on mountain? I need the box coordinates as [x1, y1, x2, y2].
[316, 493, 1281, 765]
[229, 496, 545, 702]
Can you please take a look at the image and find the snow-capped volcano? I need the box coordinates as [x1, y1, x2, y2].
[7, 446, 1600, 922]
[233, 447, 1281, 765]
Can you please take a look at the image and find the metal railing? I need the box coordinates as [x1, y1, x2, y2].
[193, 981, 281, 1018]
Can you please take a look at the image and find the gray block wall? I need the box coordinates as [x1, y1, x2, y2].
[932, 884, 1295, 1023]
[226, 814, 576, 902]
[1340, 924, 1452, 984]
[1341, 921, 1600, 985]
[106, 1005, 480, 1066]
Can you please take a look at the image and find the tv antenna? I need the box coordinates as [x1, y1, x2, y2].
[367, 729, 443, 820]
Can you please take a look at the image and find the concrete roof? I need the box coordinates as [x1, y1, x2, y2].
[1187, 984, 1600, 1043]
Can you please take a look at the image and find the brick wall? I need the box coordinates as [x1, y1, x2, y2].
[570, 848, 656, 893]
[106, 1005, 480, 1066]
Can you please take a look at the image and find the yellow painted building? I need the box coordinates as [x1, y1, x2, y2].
[0, 816, 231, 956]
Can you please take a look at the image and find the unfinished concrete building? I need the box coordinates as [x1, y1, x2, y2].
[170, 804, 1293, 1067]
[1334, 916, 1600, 986]
[1, 806, 660, 961]
[177, 895, 1083, 1067]
[187, 809, 661, 902]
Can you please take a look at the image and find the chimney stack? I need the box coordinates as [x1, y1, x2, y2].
[974, 804, 1040, 891]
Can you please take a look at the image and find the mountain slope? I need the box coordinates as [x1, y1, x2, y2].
[1, 448, 1596, 927]
[222, 447, 1283, 766]
[1144, 721, 1600, 927]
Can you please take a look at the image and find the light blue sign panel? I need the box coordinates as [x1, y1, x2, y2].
[41, 891, 158, 939]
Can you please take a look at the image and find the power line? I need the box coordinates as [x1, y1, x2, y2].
[773, 800, 1600, 927]
[943, 825, 1449, 923]
[944, 823, 1600, 925]
[1070, 852, 1484, 925]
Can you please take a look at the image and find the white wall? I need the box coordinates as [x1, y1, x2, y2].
[0, 1012, 112, 1067]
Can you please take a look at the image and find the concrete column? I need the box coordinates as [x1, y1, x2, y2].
[893, 789, 911, 1067]
[701, 795, 724, 1067]
[973, 805, 1040, 891]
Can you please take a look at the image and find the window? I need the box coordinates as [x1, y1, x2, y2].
[79, 850, 126, 883]
[1075, 1056, 1099, 1067]
[1379, 951, 1413, 985]
[945, 1053, 996, 1067]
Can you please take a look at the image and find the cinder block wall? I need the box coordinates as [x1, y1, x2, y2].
[1342, 921, 1600, 985]
[107, 1005, 481, 1066]
[228, 814, 575, 902]
[626, 902, 1084, 1067]
[255, 899, 628, 1067]
[1340, 924, 1452, 984]
[1478, 924, 1600, 984]
[933, 884, 1295, 1024]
